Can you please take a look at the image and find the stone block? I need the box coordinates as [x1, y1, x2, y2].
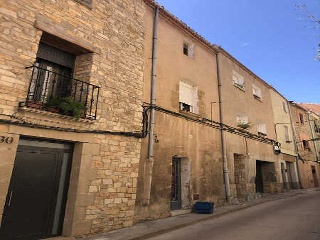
[71, 220, 91, 236]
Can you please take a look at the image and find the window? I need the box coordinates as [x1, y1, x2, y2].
[299, 113, 304, 124]
[315, 122, 320, 133]
[24, 33, 100, 119]
[282, 102, 287, 113]
[257, 123, 267, 136]
[232, 70, 245, 90]
[252, 84, 262, 100]
[183, 42, 194, 58]
[302, 140, 310, 151]
[284, 125, 290, 142]
[179, 81, 198, 114]
[29, 43, 75, 102]
[236, 115, 250, 129]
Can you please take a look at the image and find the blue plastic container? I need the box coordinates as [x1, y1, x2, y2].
[194, 202, 214, 214]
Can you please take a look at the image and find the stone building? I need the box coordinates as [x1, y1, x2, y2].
[290, 103, 320, 189]
[0, 0, 145, 239]
[270, 89, 300, 190]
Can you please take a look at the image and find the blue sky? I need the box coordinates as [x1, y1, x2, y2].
[155, 0, 320, 103]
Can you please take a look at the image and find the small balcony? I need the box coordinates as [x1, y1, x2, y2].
[22, 65, 100, 120]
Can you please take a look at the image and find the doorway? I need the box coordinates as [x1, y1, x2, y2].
[170, 157, 190, 211]
[0, 138, 73, 240]
[255, 161, 264, 193]
[170, 157, 181, 210]
[311, 166, 319, 187]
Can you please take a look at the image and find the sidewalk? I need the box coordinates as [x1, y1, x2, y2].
[77, 189, 317, 240]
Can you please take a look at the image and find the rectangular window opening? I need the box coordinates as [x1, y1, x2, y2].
[284, 125, 290, 142]
[282, 102, 287, 113]
[299, 113, 304, 124]
[232, 70, 245, 90]
[183, 43, 189, 56]
[252, 84, 262, 100]
[257, 123, 267, 136]
[302, 140, 311, 151]
[179, 81, 198, 114]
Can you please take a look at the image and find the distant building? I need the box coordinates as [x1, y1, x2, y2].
[289, 103, 319, 189]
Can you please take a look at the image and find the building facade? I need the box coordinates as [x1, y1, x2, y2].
[0, 0, 145, 239]
[216, 49, 284, 200]
[135, 2, 225, 222]
[289, 103, 320, 189]
[134, 0, 290, 223]
[270, 89, 300, 190]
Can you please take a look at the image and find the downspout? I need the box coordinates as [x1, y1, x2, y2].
[288, 102, 302, 188]
[215, 48, 231, 203]
[144, 6, 159, 205]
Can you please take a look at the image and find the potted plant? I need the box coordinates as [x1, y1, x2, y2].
[237, 122, 251, 129]
[44, 96, 62, 113]
[59, 96, 86, 119]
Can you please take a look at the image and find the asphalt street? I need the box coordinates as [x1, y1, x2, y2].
[147, 190, 320, 240]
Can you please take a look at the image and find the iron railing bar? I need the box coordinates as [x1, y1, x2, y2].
[25, 65, 100, 120]
[26, 65, 100, 89]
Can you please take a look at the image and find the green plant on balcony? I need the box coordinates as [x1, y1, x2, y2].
[237, 122, 251, 129]
[45, 96, 86, 119]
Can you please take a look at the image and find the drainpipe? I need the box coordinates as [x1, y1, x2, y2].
[288, 102, 302, 188]
[144, 6, 159, 206]
[215, 48, 231, 203]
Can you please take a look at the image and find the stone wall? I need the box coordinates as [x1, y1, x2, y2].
[0, 0, 145, 237]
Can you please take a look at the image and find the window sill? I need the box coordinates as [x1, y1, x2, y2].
[258, 132, 267, 137]
[179, 109, 200, 119]
[233, 83, 245, 92]
[19, 104, 94, 123]
[253, 95, 262, 101]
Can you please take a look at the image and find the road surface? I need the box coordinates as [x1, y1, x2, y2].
[147, 190, 320, 240]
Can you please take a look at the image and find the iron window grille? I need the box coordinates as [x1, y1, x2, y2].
[24, 65, 100, 120]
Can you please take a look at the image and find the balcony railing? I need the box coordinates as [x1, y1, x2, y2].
[24, 65, 100, 120]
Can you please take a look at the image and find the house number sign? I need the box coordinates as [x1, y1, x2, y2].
[0, 136, 14, 144]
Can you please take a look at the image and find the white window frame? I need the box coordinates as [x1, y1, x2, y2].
[179, 81, 198, 114]
[232, 70, 245, 90]
[257, 123, 267, 136]
[252, 84, 262, 100]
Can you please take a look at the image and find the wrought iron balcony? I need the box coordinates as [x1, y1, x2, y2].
[24, 65, 100, 120]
